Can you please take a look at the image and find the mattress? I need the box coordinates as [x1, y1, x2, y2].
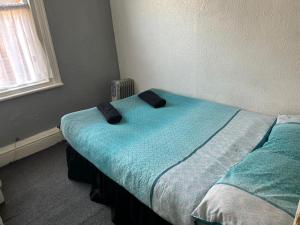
[61, 89, 275, 225]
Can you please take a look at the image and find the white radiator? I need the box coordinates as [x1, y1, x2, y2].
[111, 78, 135, 101]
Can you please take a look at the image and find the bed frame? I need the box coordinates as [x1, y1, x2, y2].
[66, 144, 172, 225]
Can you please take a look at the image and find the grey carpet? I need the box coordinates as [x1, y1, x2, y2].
[0, 142, 113, 225]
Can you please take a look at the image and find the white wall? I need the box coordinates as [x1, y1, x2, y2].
[110, 0, 300, 115]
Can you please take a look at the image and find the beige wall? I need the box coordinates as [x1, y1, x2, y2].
[110, 0, 300, 115]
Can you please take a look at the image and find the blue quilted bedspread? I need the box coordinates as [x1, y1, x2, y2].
[218, 122, 300, 216]
[61, 89, 239, 206]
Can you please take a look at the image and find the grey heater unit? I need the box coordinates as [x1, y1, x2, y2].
[111, 78, 135, 101]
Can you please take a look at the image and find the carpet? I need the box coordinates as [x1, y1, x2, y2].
[0, 142, 113, 225]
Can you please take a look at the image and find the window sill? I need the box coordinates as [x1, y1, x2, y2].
[0, 81, 64, 102]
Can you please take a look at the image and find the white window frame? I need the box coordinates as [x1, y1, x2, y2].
[0, 0, 63, 102]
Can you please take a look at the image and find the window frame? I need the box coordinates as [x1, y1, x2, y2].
[0, 0, 63, 102]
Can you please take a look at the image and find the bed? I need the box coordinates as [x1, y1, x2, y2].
[61, 89, 276, 225]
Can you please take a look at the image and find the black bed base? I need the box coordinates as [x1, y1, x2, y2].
[66, 145, 172, 225]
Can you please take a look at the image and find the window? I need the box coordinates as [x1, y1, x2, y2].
[0, 0, 62, 101]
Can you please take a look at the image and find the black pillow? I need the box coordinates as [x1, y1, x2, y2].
[97, 102, 122, 124]
[138, 90, 166, 108]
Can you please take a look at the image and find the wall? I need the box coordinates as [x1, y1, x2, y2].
[110, 0, 300, 115]
[0, 0, 119, 147]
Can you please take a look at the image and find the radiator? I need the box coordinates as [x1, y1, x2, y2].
[111, 78, 135, 101]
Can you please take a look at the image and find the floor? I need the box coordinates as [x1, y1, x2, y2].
[0, 142, 113, 225]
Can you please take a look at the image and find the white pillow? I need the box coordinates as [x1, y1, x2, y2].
[191, 184, 294, 225]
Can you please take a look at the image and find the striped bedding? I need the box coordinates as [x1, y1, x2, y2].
[192, 117, 300, 225]
[61, 89, 275, 225]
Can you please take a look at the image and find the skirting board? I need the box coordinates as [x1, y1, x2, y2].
[0, 127, 64, 168]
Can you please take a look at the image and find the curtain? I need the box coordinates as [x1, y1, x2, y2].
[0, 0, 50, 92]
